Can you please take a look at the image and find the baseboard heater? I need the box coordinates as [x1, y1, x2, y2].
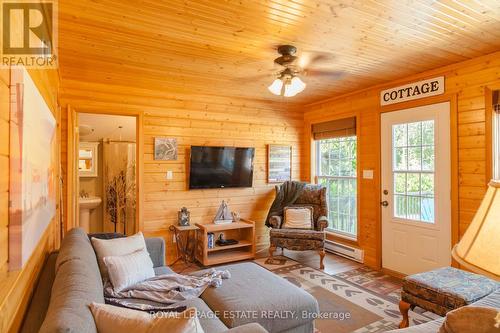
[325, 240, 364, 263]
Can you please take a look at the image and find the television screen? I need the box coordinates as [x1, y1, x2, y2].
[189, 146, 255, 189]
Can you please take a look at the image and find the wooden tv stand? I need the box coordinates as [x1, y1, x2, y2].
[195, 219, 255, 266]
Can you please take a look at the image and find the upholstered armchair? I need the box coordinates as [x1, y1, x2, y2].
[268, 183, 328, 269]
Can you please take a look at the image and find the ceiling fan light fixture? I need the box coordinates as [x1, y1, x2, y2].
[266, 44, 338, 97]
[290, 76, 306, 93]
[268, 78, 283, 96]
[268, 75, 306, 97]
[283, 82, 296, 97]
[283, 76, 306, 97]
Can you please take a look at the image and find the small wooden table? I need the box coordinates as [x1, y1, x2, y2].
[169, 224, 199, 265]
[195, 219, 255, 266]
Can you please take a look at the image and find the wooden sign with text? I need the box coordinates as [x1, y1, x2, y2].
[380, 76, 445, 106]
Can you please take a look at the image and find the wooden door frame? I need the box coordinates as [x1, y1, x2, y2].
[66, 105, 78, 232]
[377, 94, 459, 269]
[485, 84, 500, 183]
[66, 107, 144, 234]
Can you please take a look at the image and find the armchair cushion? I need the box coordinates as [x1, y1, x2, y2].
[270, 228, 325, 241]
[283, 206, 313, 229]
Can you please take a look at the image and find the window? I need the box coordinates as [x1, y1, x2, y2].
[392, 120, 435, 223]
[316, 136, 357, 238]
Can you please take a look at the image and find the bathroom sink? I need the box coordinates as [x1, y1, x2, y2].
[79, 196, 102, 232]
[80, 196, 102, 209]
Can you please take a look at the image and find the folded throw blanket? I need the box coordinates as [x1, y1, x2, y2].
[104, 269, 231, 312]
[265, 181, 306, 227]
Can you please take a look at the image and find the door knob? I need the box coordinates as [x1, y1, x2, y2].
[381, 200, 389, 207]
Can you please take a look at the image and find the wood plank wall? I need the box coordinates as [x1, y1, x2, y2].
[303, 51, 500, 269]
[0, 68, 60, 333]
[60, 80, 304, 262]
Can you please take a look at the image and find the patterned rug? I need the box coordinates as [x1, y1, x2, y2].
[254, 256, 439, 333]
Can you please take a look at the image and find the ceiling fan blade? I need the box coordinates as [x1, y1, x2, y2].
[299, 51, 336, 68]
[303, 69, 345, 79]
[233, 73, 274, 82]
[310, 53, 335, 64]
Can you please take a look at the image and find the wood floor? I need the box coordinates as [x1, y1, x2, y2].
[274, 249, 363, 275]
[171, 249, 363, 275]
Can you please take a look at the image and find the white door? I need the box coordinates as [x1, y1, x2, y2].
[381, 102, 451, 275]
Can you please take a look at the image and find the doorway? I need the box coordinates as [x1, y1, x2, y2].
[76, 113, 138, 235]
[381, 102, 451, 275]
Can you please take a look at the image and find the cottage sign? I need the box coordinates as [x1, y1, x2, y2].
[380, 76, 445, 106]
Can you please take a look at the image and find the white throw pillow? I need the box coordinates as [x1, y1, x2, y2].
[91, 232, 147, 280]
[103, 249, 155, 292]
[283, 207, 313, 229]
[89, 302, 204, 333]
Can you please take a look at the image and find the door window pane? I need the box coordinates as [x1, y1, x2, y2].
[407, 196, 421, 220]
[406, 173, 421, 195]
[422, 121, 434, 145]
[394, 195, 407, 218]
[421, 197, 435, 222]
[392, 120, 435, 223]
[394, 173, 406, 194]
[316, 136, 357, 237]
[408, 147, 422, 170]
[421, 174, 434, 196]
[394, 148, 407, 170]
[393, 124, 407, 147]
[422, 146, 435, 171]
[407, 122, 422, 146]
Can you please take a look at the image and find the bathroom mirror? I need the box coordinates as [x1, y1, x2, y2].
[79, 142, 99, 177]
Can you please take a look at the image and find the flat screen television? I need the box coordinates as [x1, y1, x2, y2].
[189, 146, 255, 189]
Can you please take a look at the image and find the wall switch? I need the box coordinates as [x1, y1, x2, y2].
[166, 170, 173, 180]
[363, 169, 374, 179]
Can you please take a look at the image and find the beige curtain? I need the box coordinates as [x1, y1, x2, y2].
[103, 141, 136, 235]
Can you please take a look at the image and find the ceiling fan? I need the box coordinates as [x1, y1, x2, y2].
[267, 45, 342, 97]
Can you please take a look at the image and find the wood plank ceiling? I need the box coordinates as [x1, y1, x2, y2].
[58, 0, 500, 105]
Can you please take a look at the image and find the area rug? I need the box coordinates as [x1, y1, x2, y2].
[254, 256, 439, 333]
[336, 266, 403, 304]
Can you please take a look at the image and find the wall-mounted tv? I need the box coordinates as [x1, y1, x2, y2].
[189, 146, 255, 189]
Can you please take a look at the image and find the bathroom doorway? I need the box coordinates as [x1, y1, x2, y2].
[76, 113, 139, 235]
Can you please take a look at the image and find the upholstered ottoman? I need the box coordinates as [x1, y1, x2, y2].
[200, 262, 319, 333]
[398, 267, 499, 328]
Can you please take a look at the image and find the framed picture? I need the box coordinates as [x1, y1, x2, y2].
[9, 67, 57, 270]
[154, 137, 177, 160]
[268, 144, 292, 183]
